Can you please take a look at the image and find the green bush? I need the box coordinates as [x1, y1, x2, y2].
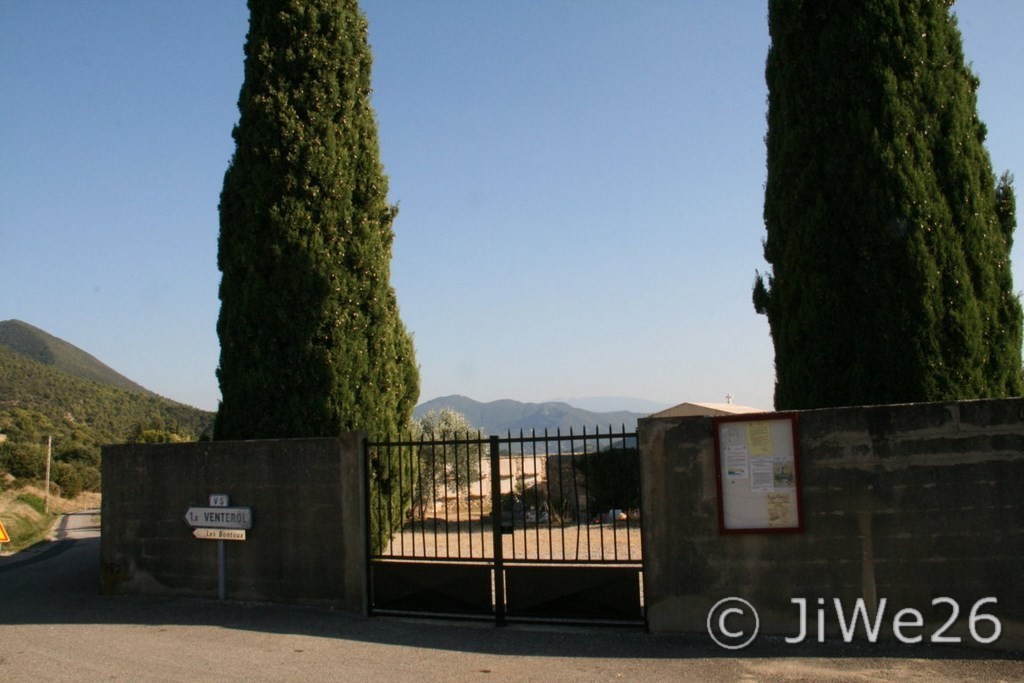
[52, 461, 83, 499]
[580, 448, 641, 513]
[0, 442, 46, 479]
[76, 463, 101, 493]
[54, 443, 101, 493]
[56, 441, 101, 468]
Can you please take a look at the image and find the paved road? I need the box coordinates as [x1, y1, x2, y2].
[0, 511, 1021, 681]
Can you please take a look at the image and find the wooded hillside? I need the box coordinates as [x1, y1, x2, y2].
[0, 321, 214, 497]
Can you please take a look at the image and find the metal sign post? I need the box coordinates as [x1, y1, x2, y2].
[213, 494, 227, 601]
[0, 518, 9, 554]
[217, 534, 226, 601]
[183, 494, 252, 601]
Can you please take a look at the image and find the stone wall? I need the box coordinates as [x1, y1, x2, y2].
[638, 398, 1024, 650]
[99, 400, 1024, 649]
[100, 435, 366, 612]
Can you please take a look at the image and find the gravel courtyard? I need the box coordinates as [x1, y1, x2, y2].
[381, 518, 643, 563]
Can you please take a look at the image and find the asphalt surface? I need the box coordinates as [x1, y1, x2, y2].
[0, 511, 1021, 681]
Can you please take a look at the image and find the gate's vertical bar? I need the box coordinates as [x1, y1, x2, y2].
[478, 435, 488, 557]
[582, 426, 595, 559]
[363, 437, 374, 615]
[511, 430, 521, 559]
[569, 427, 582, 560]
[536, 432, 544, 561]
[607, 425, 618, 561]
[456, 435, 465, 557]
[397, 439, 406, 556]
[429, 439, 439, 556]
[418, 437, 428, 556]
[441, 438, 448, 556]
[554, 428, 567, 561]
[489, 434, 506, 625]
[465, 432, 474, 559]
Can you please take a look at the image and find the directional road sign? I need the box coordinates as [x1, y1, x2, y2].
[193, 528, 246, 541]
[184, 506, 252, 530]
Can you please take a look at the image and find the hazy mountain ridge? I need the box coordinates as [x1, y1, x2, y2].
[414, 394, 647, 434]
[0, 320, 652, 443]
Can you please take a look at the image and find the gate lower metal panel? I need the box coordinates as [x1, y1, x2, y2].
[371, 560, 493, 616]
[503, 565, 643, 622]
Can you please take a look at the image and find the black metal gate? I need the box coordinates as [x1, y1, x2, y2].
[365, 427, 644, 625]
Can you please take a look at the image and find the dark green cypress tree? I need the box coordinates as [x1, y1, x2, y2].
[753, 0, 1022, 409]
[214, 0, 418, 439]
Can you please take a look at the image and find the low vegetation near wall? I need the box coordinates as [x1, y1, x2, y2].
[0, 482, 100, 553]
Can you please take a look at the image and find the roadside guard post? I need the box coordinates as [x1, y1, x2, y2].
[183, 494, 253, 600]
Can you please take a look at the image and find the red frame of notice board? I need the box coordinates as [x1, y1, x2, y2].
[712, 412, 803, 534]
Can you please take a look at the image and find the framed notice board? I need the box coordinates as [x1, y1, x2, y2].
[712, 413, 803, 533]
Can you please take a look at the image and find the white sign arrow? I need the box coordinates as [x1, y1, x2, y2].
[184, 506, 252, 530]
[193, 528, 246, 541]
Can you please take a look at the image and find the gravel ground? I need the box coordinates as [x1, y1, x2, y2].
[382, 520, 643, 563]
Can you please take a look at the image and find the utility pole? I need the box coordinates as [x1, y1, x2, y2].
[44, 435, 52, 512]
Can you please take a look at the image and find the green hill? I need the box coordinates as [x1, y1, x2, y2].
[0, 319, 152, 395]
[0, 323, 213, 446]
[0, 322, 215, 498]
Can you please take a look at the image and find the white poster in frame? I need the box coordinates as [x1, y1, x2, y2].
[713, 413, 803, 533]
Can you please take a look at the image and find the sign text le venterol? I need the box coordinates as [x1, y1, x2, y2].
[184, 506, 252, 530]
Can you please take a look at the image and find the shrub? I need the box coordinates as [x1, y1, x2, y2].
[76, 463, 101, 493]
[56, 441, 101, 468]
[0, 442, 46, 479]
[580, 448, 641, 514]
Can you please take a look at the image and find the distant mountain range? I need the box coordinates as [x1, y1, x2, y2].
[0, 319, 663, 443]
[0, 319, 213, 443]
[414, 395, 650, 435]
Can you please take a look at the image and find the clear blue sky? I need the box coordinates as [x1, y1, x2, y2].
[3, 2, 1023, 413]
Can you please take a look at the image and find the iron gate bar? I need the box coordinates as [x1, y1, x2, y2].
[369, 434, 492, 560]
[367, 427, 642, 564]
[495, 425, 641, 563]
[366, 426, 643, 624]
[489, 435, 505, 625]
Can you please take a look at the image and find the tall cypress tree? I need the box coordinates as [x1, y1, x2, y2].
[215, 0, 418, 439]
[753, 0, 1022, 410]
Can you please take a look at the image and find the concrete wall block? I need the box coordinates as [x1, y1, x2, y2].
[958, 398, 1024, 432]
[639, 398, 1024, 651]
[101, 435, 367, 612]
